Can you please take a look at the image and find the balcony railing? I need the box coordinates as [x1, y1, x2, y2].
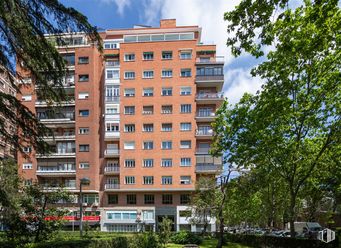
[105, 96, 120, 103]
[196, 111, 215, 117]
[195, 75, 224, 81]
[104, 149, 120, 156]
[196, 148, 210, 154]
[196, 128, 214, 136]
[104, 166, 120, 173]
[37, 166, 76, 172]
[105, 61, 120, 67]
[196, 93, 224, 100]
[38, 112, 75, 121]
[41, 182, 76, 189]
[196, 163, 221, 172]
[105, 184, 120, 189]
[195, 56, 225, 64]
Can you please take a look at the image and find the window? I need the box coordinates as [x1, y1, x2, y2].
[142, 210, 154, 220]
[106, 123, 119, 132]
[124, 106, 135, 115]
[180, 87, 192, 95]
[125, 159, 135, 168]
[142, 106, 153, 115]
[143, 88, 154, 96]
[124, 88, 135, 97]
[162, 176, 173, 185]
[124, 124, 135, 133]
[124, 71, 135, 79]
[143, 124, 154, 132]
[104, 41, 119, 49]
[161, 159, 172, 167]
[180, 140, 191, 149]
[143, 70, 154, 78]
[162, 51, 172, 60]
[196, 66, 223, 76]
[180, 104, 192, 113]
[125, 176, 135, 184]
[143, 159, 154, 168]
[161, 105, 172, 114]
[106, 69, 119, 79]
[79, 110, 89, 117]
[180, 51, 192, 59]
[79, 162, 90, 169]
[181, 69, 192, 77]
[126, 194, 136, 204]
[23, 163, 32, 170]
[78, 92, 89, 99]
[106, 107, 119, 114]
[124, 141, 135, 150]
[78, 56, 89, 64]
[180, 176, 191, 185]
[79, 144, 89, 152]
[180, 123, 191, 131]
[23, 146, 32, 153]
[143, 176, 154, 185]
[22, 95, 32, 101]
[143, 141, 154, 150]
[108, 194, 118, 204]
[62, 53, 75, 65]
[180, 194, 191, 204]
[78, 74, 89, 82]
[162, 69, 173, 78]
[162, 87, 172, 96]
[161, 123, 172, 132]
[162, 194, 173, 204]
[144, 194, 154, 204]
[181, 158, 191, 166]
[83, 194, 99, 204]
[162, 141, 172, 150]
[143, 52, 154, 60]
[79, 127, 89, 134]
[124, 53, 135, 61]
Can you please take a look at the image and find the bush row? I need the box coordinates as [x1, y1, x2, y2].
[170, 231, 203, 245]
[224, 233, 339, 248]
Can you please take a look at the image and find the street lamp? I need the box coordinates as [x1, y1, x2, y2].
[79, 177, 90, 237]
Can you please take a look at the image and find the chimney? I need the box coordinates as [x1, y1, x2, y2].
[160, 19, 176, 28]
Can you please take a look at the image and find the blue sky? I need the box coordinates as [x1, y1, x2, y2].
[60, 0, 263, 104]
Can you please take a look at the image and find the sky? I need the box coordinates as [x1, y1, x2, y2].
[60, 0, 264, 104]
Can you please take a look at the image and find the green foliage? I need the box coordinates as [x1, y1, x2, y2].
[218, 0, 341, 237]
[170, 231, 203, 245]
[158, 218, 173, 247]
[224, 233, 339, 248]
[0, 0, 101, 154]
[129, 232, 161, 248]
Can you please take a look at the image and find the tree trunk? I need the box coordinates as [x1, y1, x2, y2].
[289, 190, 297, 238]
[216, 215, 225, 248]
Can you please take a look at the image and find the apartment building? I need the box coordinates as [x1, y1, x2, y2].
[0, 68, 17, 159]
[17, 19, 224, 232]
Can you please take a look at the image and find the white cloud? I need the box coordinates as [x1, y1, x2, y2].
[140, 0, 264, 105]
[98, 0, 131, 16]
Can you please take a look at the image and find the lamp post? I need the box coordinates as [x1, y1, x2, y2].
[79, 177, 90, 237]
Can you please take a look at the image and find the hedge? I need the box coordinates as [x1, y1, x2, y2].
[224, 233, 339, 248]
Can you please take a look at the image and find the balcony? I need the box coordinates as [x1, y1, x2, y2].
[196, 163, 222, 174]
[37, 165, 76, 177]
[195, 56, 225, 65]
[40, 182, 77, 190]
[104, 149, 120, 158]
[196, 128, 214, 139]
[37, 148, 76, 158]
[105, 131, 120, 141]
[105, 96, 120, 103]
[44, 133, 76, 142]
[104, 166, 120, 175]
[196, 93, 224, 104]
[104, 184, 120, 190]
[38, 112, 75, 127]
[196, 111, 216, 122]
[35, 100, 75, 107]
[105, 61, 120, 67]
[196, 148, 210, 155]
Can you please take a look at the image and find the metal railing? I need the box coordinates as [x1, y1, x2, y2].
[37, 166, 76, 172]
[196, 148, 210, 154]
[195, 75, 224, 81]
[196, 128, 214, 136]
[104, 149, 120, 156]
[196, 163, 221, 172]
[195, 56, 225, 64]
[104, 166, 120, 173]
[196, 93, 224, 99]
[105, 96, 120, 103]
[38, 112, 75, 121]
[105, 184, 120, 189]
[196, 111, 215, 117]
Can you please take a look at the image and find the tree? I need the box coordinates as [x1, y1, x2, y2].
[0, 0, 101, 154]
[158, 218, 173, 248]
[217, 0, 340, 237]
[0, 159, 70, 243]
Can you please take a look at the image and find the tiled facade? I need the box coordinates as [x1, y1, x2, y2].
[17, 19, 224, 232]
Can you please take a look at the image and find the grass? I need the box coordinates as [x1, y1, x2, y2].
[167, 239, 251, 248]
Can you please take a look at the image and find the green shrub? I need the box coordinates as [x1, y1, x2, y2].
[129, 232, 160, 248]
[170, 231, 202, 245]
[224, 233, 339, 248]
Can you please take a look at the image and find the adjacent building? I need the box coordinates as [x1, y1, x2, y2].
[17, 19, 224, 232]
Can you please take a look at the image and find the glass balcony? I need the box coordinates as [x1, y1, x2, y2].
[196, 92, 224, 100]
